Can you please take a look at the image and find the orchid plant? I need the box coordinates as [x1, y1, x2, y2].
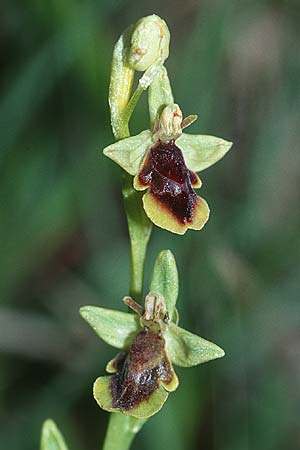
[40, 14, 233, 450]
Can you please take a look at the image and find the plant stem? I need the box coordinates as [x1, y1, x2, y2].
[102, 414, 146, 450]
[114, 119, 152, 303]
[102, 113, 152, 450]
[122, 173, 152, 302]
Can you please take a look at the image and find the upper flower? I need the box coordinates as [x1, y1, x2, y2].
[80, 250, 225, 419]
[106, 15, 233, 234]
[104, 69, 232, 234]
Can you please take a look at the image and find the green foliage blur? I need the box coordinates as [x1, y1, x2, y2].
[1, 1, 299, 449]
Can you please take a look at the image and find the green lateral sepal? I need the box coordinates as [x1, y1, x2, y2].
[165, 322, 225, 367]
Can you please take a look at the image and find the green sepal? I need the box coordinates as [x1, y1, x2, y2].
[150, 250, 179, 319]
[103, 130, 152, 175]
[40, 419, 69, 450]
[165, 322, 225, 367]
[176, 133, 233, 172]
[93, 376, 169, 419]
[148, 66, 174, 128]
[80, 306, 139, 349]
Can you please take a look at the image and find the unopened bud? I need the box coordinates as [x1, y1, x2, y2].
[127, 15, 170, 71]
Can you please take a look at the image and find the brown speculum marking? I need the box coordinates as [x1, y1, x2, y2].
[138, 140, 199, 224]
[110, 329, 173, 411]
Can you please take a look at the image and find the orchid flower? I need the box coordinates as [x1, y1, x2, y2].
[104, 68, 232, 234]
[80, 251, 224, 419]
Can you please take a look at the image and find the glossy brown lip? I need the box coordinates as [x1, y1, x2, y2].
[138, 140, 199, 224]
[110, 329, 173, 411]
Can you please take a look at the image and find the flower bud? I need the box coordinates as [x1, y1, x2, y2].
[127, 15, 170, 71]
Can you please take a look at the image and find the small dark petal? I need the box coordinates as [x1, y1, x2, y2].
[138, 140, 199, 224]
[189, 170, 199, 186]
[112, 352, 127, 372]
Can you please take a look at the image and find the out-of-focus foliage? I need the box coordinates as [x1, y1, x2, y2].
[0, 1, 299, 449]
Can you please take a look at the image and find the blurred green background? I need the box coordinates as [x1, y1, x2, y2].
[1, 1, 300, 449]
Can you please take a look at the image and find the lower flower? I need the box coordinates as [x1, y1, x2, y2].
[93, 328, 178, 419]
[80, 251, 225, 420]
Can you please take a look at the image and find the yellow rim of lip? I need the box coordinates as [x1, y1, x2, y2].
[142, 192, 210, 235]
[93, 375, 170, 419]
[133, 173, 148, 191]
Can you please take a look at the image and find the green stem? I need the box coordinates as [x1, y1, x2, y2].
[102, 414, 146, 450]
[102, 96, 152, 450]
[122, 173, 152, 301]
[114, 116, 152, 303]
[101, 181, 151, 450]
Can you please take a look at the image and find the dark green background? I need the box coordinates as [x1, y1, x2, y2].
[1, 1, 300, 449]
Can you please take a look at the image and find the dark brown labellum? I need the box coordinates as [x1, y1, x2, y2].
[110, 329, 173, 411]
[138, 140, 199, 224]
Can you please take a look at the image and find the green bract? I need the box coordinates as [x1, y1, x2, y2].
[150, 249, 178, 322]
[40, 419, 69, 450]
[80, 250, 224, 419]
